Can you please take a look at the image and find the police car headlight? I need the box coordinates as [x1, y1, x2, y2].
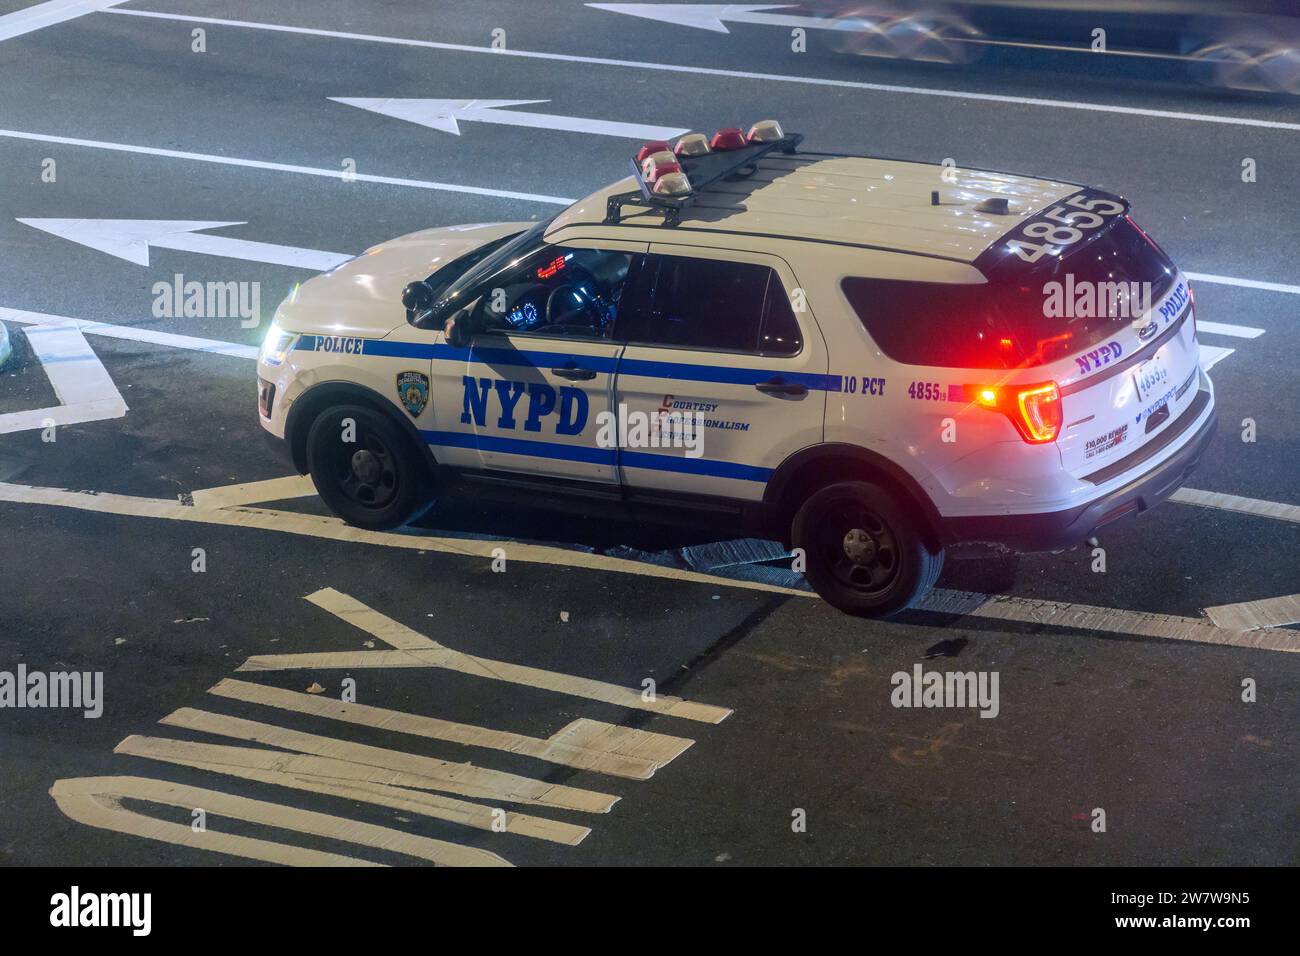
[260, 324, 298, 365]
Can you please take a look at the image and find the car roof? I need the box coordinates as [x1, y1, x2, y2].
[546, 152, 1082, 264]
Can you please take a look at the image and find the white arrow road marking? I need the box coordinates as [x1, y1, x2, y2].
[1204, 594, 1300, 632]
[331, 97, 689, 140]
[16, 219, 351, 271]
[588, 3, 821, 33]
[0, 128, 575, 205]
[0, 0, 125, 42]
[0, 321, 127, 435]
[209, 677, 694, 779]
[159, 708, 618, 813]
[50, 776, 510, 866]
[115, 736, 591, 845]
[1, 306, 258, 359]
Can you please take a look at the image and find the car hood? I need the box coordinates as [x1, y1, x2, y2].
[272, 221, 528, 337]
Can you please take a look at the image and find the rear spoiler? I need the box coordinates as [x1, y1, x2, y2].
[973, 186, 1132, 280]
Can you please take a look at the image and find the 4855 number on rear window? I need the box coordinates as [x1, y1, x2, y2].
[1005, 192, 1128, 264]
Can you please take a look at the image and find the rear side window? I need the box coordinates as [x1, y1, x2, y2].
[616, 255, 802, 355]
[843, 219, 1175, 369]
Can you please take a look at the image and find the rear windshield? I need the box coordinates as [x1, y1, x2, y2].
[842, 218, 1177, 369]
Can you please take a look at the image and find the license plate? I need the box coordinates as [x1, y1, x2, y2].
[1133, 352, 1171, 403]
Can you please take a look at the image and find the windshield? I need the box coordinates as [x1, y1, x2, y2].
[431, 217, 555, 321]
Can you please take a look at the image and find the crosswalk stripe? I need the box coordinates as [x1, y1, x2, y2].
[115, 736, 589, 845]
[210, 678, 693, 779]
[159, 707, 619, 813]
[51, 775, 510, 866]
[1204, 594, 1300, 631]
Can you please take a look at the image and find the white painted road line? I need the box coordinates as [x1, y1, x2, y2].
[1204, 594, 1300, 632]
[0, 0, 124, 42]
[1185, 271, 1300, 296]
[289, 587, 735, 724]
[190, 475, 316, 509]
[17, 218, 352, 271]
[918, 589, 1300, 653]
[1171, 488, 1300, 525]
[0, 128, 575, 205]
[331, 97, 689, 140]
[1195, 321, 1266, 339]
[116, 736, 590, 845]
[51, 775, 510, 866]
[209, 677, 695, 779]
[0, 306, 258, 359]
[1198, 345, 1234, 372]
[0, 321, 127, 435]
[0, 481, 810, 599]
[105, 8, 1300, 134]
[160, 707, 619, 813]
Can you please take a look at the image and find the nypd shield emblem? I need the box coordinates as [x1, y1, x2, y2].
[396, 371, 430, 417]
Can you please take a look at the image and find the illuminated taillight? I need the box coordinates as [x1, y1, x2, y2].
[1015, 382, 1062, 443]
[965, 381, 1062, 444]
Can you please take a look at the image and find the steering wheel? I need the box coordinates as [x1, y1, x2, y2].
[545, 279, 603, 331]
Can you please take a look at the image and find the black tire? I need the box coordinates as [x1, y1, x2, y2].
[792, 480, 944, 617]
[305, 404, 434, 530]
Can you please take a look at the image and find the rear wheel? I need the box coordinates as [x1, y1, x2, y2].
[792, 481, 943, 617]
[305, 404, 434, 530]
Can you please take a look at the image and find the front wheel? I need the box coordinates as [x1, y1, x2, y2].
[792, 481, 943, 617]
[305, 404, 434, 530]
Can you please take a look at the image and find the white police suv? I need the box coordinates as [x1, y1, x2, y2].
[258, 122, 1216, 616]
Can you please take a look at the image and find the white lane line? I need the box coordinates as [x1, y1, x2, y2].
[1204, 594, 1300, 631]
[17, 218, 352, 271]
[116, 736, 589, 845]
[0, 321, 127, 435]
[0, 0, 125, 42]
[190, 475, 315, 509]
[1195, 321, 1265, 339]
[1185, 271, 1300, 295]
[0, 482, 810, 599]
[1171, 487, 1300, 525]
[1199, 345, 1234, 371]
[209, 677, 694, 779]
[918, 588, 1300, 653]
[1, 306, 258, 359]
[289, 587, 734, 724]
[0, 128, 575, 205]
[104, 8, 1300, 134]
[51, 775, 509, 866]
[160, 707, 619, 813]
[1, 480, 1296, 652]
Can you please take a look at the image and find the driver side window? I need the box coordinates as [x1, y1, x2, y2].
[468, 244, 645, 340]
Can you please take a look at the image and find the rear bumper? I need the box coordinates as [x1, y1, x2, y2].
[939, 386, 1217, 553]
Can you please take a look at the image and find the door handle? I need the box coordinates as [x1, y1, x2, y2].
[755, 378, 807, 397]
[552, 365, 597, 381]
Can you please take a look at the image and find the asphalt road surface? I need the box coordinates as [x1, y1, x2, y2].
[0, 0, 1297, 867]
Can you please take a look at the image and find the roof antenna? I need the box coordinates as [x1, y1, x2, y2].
[930, 190, 940, 206]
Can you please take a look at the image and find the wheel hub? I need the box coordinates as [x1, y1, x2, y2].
[842, 528, 877, 564]
[351, 449, 382, 485]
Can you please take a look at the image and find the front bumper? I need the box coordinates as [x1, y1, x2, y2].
[939, 386, 1217, 553]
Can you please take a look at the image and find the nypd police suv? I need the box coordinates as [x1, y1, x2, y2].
[258, 121, 1216, 616]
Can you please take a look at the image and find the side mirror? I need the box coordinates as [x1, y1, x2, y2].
[444, 309, 474, 349]
[401, 280, 435, 324]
